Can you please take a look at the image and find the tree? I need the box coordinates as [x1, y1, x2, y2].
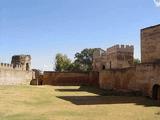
[134, 58, 141, 65]
[55, 53, 72, 72]
[67, 62, 82, 72]
[54, 48, 100, 72]
[74, 48, 99, 71]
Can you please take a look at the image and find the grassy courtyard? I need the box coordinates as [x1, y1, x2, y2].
[0, 85, 159, 120]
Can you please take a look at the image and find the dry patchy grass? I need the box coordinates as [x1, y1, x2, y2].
[0, 85, 159, 120]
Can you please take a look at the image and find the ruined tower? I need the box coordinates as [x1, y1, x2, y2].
[11, 55, 31, 71]
[92, 48, 106, 71]
[141, 24, 160, 63]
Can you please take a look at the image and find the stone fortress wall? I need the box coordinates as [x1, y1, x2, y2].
[24, 24, 160, 100]
[98, 24, 160, 100]
[42, 71, 99, 86]
[99, 64, 160, 98]
[141, 24, 160, 63]
[0, 55, 34, 85]
[0, 24, 160, 100]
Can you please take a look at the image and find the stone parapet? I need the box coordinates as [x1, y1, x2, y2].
[0, 63, 23, 70]
[107, 45, 134, 54]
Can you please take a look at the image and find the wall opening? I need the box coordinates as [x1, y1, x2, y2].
[152, 84, 160, 100]
[102, 65, 105, 70]
[26, 63, 29, 71]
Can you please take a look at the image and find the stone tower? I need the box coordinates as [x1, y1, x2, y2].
[141, 24, 160, 63]
[11, 55, 31, 71]
[92, 45, 134, 71]
[106, 45, 134, 69]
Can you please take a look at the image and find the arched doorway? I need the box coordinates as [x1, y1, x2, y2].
[152, 84, 160, 100]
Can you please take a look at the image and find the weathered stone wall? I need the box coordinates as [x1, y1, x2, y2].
[99, 63, 160, 97]
[42, 71, 99, 86]
[0, 63, 33, 85]
[141, 24, 160, 63]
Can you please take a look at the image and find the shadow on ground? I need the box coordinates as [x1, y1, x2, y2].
[57, 96, 160, 106]
[56, 86, 160, 107]
[56, 86, 142, 96]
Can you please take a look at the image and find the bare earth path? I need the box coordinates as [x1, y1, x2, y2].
[0, 86, 159, 120]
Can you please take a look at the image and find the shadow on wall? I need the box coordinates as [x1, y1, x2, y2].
[56, 86, 160, 107]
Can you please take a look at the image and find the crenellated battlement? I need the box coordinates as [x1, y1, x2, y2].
[107, 44, 134, 54]
[0, 54, 33, 85]
[0, 63, 23, 70]
[0, 63, 13, 70]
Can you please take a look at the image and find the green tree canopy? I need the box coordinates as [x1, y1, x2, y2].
[54, 48, 100, 72]
[55, 53, 72, 72]
[74, 48, 99, 71]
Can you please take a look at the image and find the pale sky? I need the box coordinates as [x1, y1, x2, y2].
[0, 0, 160, 70]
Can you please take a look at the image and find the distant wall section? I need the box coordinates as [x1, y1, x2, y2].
[0, 63, 33, 85]
[42, 71, 99, 86]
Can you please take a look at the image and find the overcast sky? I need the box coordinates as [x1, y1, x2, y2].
[0, 0, 160, 70]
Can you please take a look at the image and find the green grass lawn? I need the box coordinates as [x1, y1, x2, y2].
[0, 85, 159, 120]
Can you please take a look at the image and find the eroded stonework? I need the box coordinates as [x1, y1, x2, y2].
[11, 55, 31, 71]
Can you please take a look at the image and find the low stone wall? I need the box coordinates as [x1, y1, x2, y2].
[0, 68, 33, 85]
[99, 63, 160, 97]
[42, 71, 99, 86]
